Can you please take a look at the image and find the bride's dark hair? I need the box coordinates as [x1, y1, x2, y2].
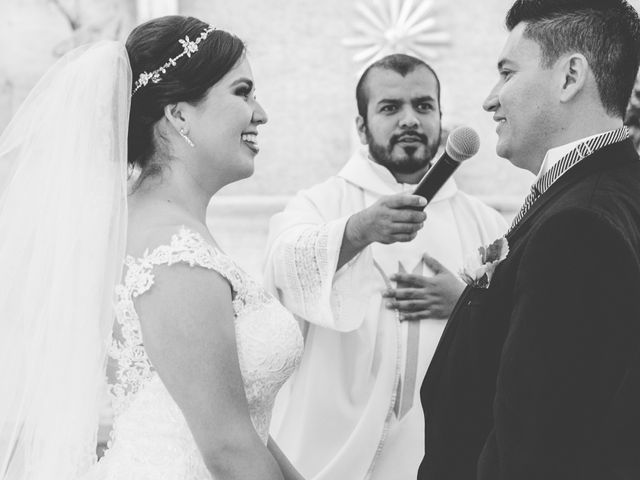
[126, 16, 245, 184]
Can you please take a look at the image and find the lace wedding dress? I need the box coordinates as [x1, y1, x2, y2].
[83, 227, 304, 480]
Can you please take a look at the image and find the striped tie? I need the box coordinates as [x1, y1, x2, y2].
[509, 127, 630, 232]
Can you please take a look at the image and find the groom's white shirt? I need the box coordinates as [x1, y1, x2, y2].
[264, 147, 507, 480]
[536, 130, 616, 180]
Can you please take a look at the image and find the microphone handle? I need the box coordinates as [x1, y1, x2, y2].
[413, 154, 461, 203]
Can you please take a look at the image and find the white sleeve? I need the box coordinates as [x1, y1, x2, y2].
[264, 188, 375, 332]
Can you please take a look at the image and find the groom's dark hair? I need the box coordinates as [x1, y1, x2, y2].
[506, 0, 640, 118]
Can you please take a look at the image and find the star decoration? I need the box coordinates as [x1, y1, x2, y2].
[342, 0, 451, 72]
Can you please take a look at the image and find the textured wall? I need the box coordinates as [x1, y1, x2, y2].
[0, 0, 135, 109]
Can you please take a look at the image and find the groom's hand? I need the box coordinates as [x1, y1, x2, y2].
[383, 253, 465, 321]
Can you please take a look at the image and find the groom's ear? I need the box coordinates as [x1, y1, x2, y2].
[558, 53, 589, 104]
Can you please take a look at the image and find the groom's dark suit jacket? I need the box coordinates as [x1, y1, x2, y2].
[418, 139, 640, 480]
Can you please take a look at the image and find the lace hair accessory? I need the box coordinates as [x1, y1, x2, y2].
[132, 25, 216, 95]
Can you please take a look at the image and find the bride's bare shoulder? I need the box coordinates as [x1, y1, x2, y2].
[125, 210, 216, 259]
[125, 217, 233, 323]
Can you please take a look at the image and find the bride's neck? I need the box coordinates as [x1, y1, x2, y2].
[130, 167, 213, 225]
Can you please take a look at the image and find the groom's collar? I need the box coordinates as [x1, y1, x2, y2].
[536, 129, 621, 181]
[338, 147, 458, 201]
[507, 136, 636, 241]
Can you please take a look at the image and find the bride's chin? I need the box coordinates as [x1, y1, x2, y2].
[234, 160, 256, 181]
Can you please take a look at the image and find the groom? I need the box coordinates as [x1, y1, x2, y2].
[419, 0, 640, 479]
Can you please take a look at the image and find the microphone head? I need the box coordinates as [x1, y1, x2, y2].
[444, 126, 480, 163]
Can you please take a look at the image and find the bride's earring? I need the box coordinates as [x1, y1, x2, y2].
[179, 128, 195, 148]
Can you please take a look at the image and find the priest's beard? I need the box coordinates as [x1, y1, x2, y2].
[366, 128, 441, 176]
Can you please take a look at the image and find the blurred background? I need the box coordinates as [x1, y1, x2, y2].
[2, 0, 640, 453]
[1, 0, 639, 280]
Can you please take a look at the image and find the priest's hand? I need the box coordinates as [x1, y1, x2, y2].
[338, 194, 427, 270]
[383, 253, 465, 321]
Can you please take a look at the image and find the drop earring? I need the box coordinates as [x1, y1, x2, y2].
[179, 128, 195, 148]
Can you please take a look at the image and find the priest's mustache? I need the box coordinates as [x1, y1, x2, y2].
[390, 132, 429, 146]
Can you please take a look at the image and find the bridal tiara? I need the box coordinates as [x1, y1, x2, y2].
[132, 25, 216, 95]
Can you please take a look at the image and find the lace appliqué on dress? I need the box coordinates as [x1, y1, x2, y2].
[90, 227, 302, 479]
[109, 228, 228, 415]
[108, 227, 302, 425]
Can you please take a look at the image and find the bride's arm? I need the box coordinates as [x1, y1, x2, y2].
[136, 262, 285, 480]
[267, 436, 305, 480]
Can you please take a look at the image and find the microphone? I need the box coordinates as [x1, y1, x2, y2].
[413, 126, 480, 203]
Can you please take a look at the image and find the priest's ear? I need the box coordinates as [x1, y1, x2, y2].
[356, 116, 369, 146]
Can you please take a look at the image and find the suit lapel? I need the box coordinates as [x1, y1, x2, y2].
[507, 139, 638, 240]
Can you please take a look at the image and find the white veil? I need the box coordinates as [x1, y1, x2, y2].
[0, 42, 131, 479]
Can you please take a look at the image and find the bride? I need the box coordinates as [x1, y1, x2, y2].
[0, 15, 304, 480]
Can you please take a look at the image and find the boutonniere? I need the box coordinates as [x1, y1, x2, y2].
[460, 236, 509, 288]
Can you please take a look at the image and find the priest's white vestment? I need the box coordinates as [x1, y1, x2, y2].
[265, 150, 507, 480]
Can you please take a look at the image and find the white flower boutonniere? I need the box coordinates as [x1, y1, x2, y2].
[460, 237, 509, 288]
